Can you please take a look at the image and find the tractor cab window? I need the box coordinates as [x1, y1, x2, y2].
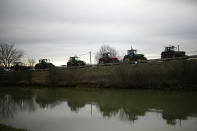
[70, 57, 79, 61]
[75, 57, 79, 61]
[128, 50, 137, 55]
[103, 53, 111, 58]
[39, 59, 49, 63]
[165, 46, 175, 52]
[69, 57, 74, 61]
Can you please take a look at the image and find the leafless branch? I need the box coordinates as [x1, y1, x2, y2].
[95, 45, 118, 62]
[28, 58, 36, 67]
[0, 43, 24, 68]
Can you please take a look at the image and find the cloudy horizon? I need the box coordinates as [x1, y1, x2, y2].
[0, 0, 197, 65]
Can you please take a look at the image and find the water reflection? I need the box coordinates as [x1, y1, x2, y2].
[0, 88, 197, 127]
[0, 89, 36, 119]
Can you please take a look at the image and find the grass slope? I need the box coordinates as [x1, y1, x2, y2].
[0, 59, 197, 89]
[0, 124, 28, 131]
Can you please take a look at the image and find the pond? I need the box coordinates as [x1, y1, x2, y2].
[0, 87, 197, 131]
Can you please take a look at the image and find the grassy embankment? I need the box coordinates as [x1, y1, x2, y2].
[0, 124, 28, 131]
[0, 59, 197, 89]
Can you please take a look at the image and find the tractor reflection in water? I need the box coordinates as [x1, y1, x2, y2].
[35, 59, 55, 70]
[98, 52, 119, 64]
[67, 56, 86, 67]
[123, 47, 147, 64]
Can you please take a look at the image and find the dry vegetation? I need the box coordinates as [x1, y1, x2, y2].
[0, 124, 28, 131]
[0, 59, 197, 90]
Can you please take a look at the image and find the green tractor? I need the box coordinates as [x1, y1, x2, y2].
[67, 56, 86, 67]
[123, 48, 147, 63]
[35, 59, 55, 70]
[161, 46, 186, 59]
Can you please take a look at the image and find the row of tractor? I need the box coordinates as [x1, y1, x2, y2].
[33, 45, 186, 70]
[64, 45, 186, 67]
[97, 45, 186, 65]
[65, 47, 146, 67]
[0, 45, 187, 71]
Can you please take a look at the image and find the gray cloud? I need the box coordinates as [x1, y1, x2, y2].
[0, 0, 197, 65]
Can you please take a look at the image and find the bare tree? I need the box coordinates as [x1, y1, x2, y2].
[28, 58, 36, 67]
[0, 43, 24, 68]
[95, 45, 118, 61]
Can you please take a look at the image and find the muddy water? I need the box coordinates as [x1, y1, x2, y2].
[0, 87, 197, 131]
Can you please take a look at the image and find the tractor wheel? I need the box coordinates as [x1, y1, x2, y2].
[137, 59, 141, 63]
[114, 59, 119, 63]
[162, 53, 169, 59]
[142, 57, 147, 60]
[111, 59, 117, 63]
[79, 62, 85, 66]
[141, 57, 147, 63]
[67, 62, 72, 67]
[99, 59, 104, 64]
[35, 64, 41, 70]
[47, 63, 55, 69]
[81, 62, 85, 66]
[124, 58, 130, 64]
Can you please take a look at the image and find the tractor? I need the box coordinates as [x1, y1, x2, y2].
[161, 46, 186, 59]
[123, 48, 147, 63]
[35, 59, 55, 70]
[98, 52, 119, 64]
[67, 56, 86, 67]
[12, 62, 30, 71]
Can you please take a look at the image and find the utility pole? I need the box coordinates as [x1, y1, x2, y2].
[91, 104, 92, 116]
[178, 45, 180, 52]
[89, 51, 92, 64]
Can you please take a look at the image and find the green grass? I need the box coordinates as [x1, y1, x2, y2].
[0, 59, 197, 90]
[0, 124, 28, 131]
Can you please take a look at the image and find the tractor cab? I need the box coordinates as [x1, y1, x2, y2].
[39, 59, 49, 64]
[69, 56, 79, 62]
[103, 52, 111, 58]
[127, 49, 137, 56]
[164, 46, 176, 52]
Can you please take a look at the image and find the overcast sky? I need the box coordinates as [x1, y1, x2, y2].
[0, 0, 197, 65]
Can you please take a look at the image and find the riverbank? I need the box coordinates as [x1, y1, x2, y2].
[0, 59, 197, 90]
[0, 124, 28, 131]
